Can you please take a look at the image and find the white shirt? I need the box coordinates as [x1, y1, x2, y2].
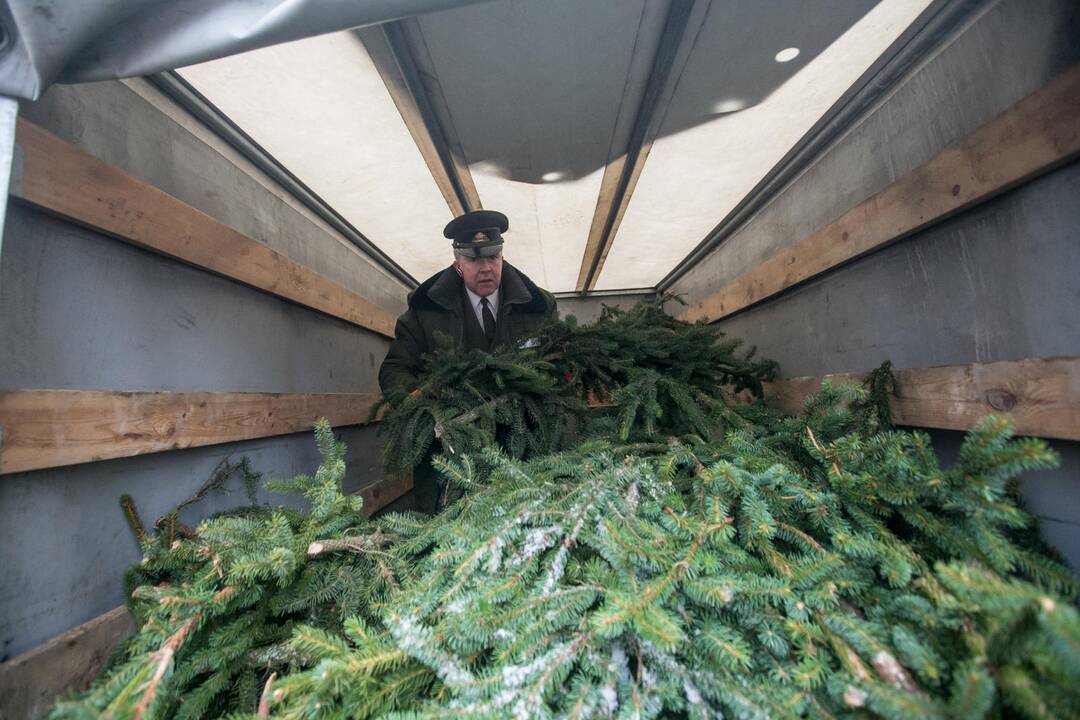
[465, 287, 500, 330]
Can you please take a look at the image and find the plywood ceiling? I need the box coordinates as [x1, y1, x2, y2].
[179, 0, 934, 292]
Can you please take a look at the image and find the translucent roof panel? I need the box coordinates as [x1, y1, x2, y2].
[173, 0, 936, 295]
[596, 0, 934, 289]
[413, 0, 666, 291]
[179, 31, 454, 282]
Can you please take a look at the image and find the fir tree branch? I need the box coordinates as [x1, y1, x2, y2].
[257, 671, 277, 717]
[306, 530, 395, 557]
[806, 425, 843, 480]
[131, 614, 200, 720]
[120, 494, 147, 544]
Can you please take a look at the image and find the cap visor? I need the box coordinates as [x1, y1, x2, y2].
[454, 241, 504, 258]
[474, 244, 504, 258]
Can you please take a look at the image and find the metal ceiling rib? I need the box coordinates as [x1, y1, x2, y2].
[595, 0, 939, 290]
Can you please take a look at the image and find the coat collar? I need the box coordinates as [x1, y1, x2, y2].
[409, 262, 548, 314]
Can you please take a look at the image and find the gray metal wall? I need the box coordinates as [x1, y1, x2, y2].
[17, 77, 408, 313]
[668, 0, 1080, 567]
[556, 291, 657, 325]
[0, 80, 407, 659]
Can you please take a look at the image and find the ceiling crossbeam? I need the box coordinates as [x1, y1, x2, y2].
[358, 20, 481, 218]
[575, 0, 706, 292]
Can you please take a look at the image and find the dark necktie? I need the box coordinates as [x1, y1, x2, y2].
[480, 297, 496, 344]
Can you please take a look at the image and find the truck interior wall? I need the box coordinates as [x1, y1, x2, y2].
[711, 169, 1080, 569]
[17, 77, 409, 314]
[556, 292, 657, 325]
[1, 80, 407, 660]
[668, 0, 1080, 568]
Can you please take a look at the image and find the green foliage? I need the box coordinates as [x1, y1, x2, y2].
[374, 347, 584, 473]
[54, 309, 1080, 720]
[54, 421, 373, 720]
[376, 300, 778, 471]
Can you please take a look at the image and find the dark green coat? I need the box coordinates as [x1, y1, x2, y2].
[378, 262, 557, 394]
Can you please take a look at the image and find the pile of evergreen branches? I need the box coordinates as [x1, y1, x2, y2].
[375, 302, 778, 473]
[53, 305, 1080, 720]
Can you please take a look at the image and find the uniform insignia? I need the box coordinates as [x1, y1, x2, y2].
[473, 231, 487, 243]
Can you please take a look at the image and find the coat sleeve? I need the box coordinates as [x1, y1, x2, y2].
[378, 308, 426, 395]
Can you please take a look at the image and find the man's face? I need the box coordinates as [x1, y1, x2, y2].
[454, 252, 503, 297]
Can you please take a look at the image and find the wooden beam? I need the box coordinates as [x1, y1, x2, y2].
[357, 21, 481, 216]
[10, 120, 398, 338]
[680, 63, 1080, 324]
[757, 356, 1080, 441]
[0, 389, 381, 475]
[359, 471, 414, 517]
[0, 607, 137, 720]
[576, 0, 704, 292]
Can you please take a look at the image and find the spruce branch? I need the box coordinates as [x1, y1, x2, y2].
[56, 311, 1080, 720]
[306, 530, 395, 557]
[256, 672, 276, 717]
[120, 494, 147, 544]
[131, 615, 200, 720]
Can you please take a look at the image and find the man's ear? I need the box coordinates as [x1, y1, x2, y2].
[452, 258, 463, 277]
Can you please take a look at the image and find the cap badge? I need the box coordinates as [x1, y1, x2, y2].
[472, 231, 487, 243]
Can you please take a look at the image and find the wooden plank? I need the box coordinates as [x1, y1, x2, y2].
[0, 389, 381, 475]
[758, 357, 1080, 441]
[680, 63, 1080, 324]
[358, 21, 481, 216]
[11, 120, 397, 338]
[374, 489, 418, 515]
[0, 607, 136, 720]
[359, 471, 415, 517]
[576, 0, 703, 292]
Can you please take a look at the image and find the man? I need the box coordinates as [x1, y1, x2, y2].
[379, 209, 557, 394]
[378, 210, 557, 512]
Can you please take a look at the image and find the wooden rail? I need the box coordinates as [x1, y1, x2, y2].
[680, 63, 1080, 324]
[358, 471, 415, 515]
[757, 356, 1080, 441]
[0, 389, 382, 475]
[0, 607, 137, 720]
[11, 120, 398, 338]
